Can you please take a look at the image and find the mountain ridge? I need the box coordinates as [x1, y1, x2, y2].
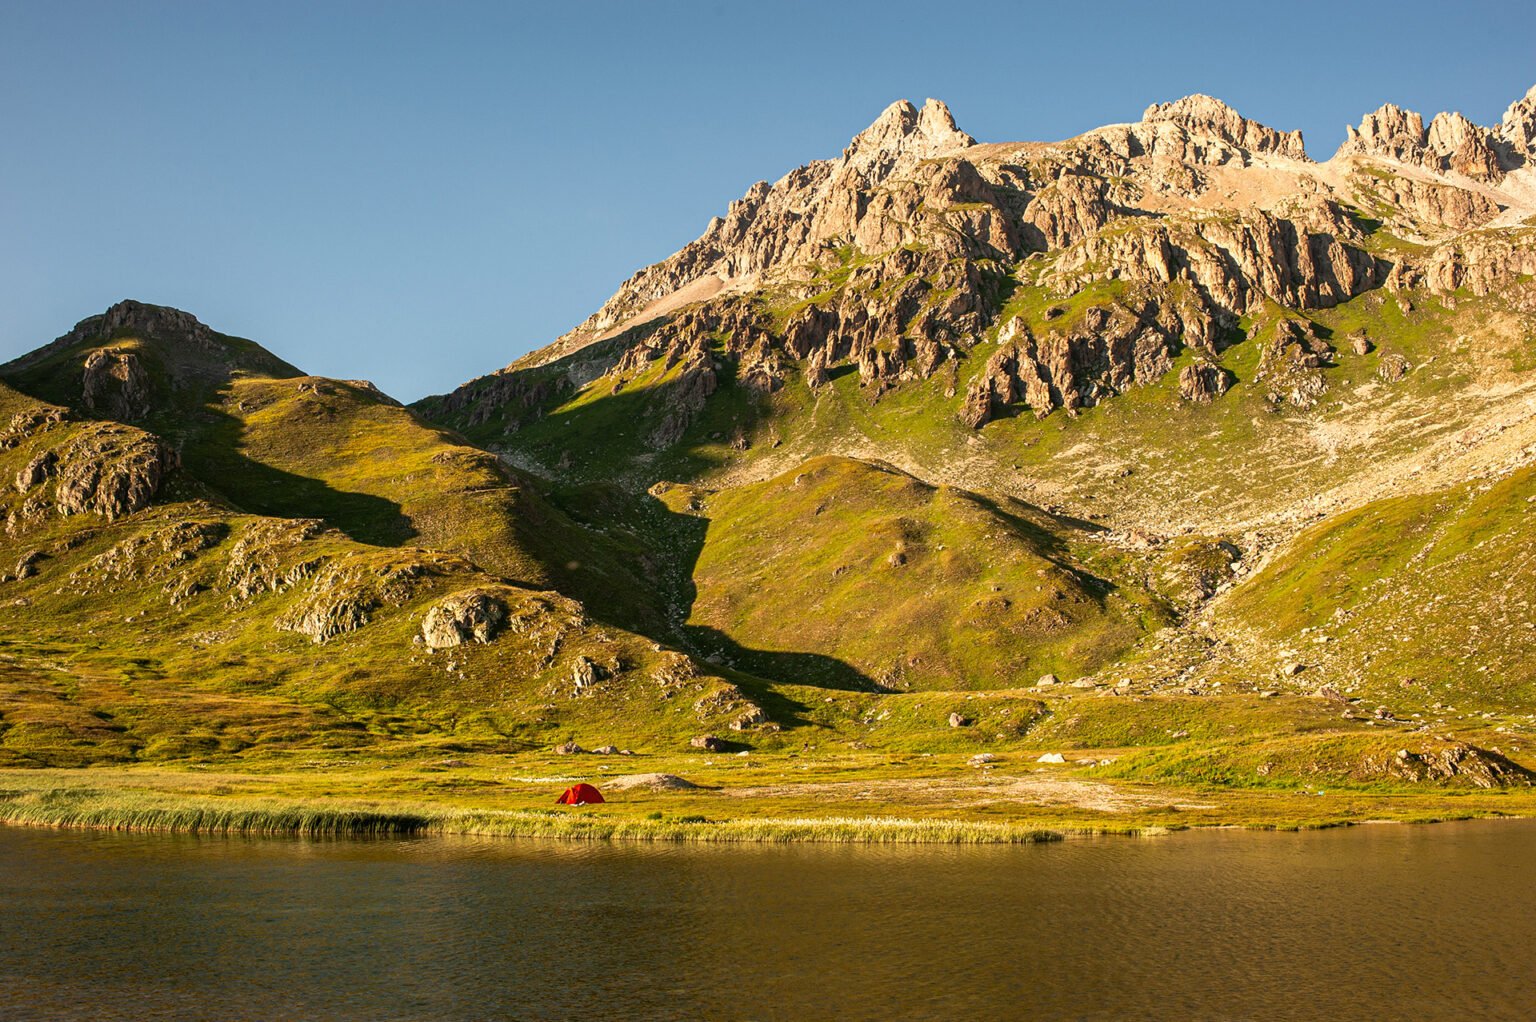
[5, 81, 1536, 806]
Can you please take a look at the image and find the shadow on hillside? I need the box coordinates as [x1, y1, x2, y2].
[631, 486, 881, 695]
[178, 395, 417, 547]
[685, 625, 882, 693]
[1, 325, 417, 547]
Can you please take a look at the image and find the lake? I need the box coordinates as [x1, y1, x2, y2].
[2, 820, 1534, 1020]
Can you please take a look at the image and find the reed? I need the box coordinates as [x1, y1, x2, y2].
[0, 786, 1064, 844]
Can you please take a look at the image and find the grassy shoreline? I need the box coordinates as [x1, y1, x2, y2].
[2, 763, 1531, 845]
[0, 786, 1069, 844]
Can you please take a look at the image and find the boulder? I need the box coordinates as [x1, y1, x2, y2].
[420, 589, 509, 649]
[81, 349, 152, 421]
[1178, 363, 1232, 403]
[571, 655, 604, 692]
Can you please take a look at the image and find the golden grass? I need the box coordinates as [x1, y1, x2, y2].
[0, 785, 1063, 844]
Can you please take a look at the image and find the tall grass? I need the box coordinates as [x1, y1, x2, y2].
[0, 787, 1063, 844]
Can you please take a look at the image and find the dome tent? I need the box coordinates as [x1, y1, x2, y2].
[556, 783, 605, 805]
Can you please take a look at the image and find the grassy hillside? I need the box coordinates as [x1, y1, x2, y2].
[665, 456, 1168, 690]
[0, 308, 668, 634]
[1219, 463, 1536, 710]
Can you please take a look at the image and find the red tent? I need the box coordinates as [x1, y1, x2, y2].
[556, 782, 605, 805]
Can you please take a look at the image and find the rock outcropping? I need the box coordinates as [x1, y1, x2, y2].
[1336, 95, 1536, 179]
[421, 588, 512, 649]
[425, 83, 1536, 450]
[82, 349, 153, 421]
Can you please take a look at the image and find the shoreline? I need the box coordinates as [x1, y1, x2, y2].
[0, 779, 1524, 845]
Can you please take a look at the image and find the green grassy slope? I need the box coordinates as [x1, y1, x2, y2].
[1220, 463, 1536, 710]
[0, 310, 667, 633]
[666, 455, 1169, 690]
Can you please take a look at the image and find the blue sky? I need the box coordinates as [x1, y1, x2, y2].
[2, 0, 1533, 401]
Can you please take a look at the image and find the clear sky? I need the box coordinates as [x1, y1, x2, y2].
[2, 0, 1533, 401]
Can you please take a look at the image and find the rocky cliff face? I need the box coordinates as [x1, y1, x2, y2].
[1140, 94, 1309, 161]
[433, 87, 1536, 439]
[1336, 90, 1536, 180]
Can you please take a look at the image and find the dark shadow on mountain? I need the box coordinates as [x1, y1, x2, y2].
[174, 396, 418, 547]
[684, 625, 882, 693]
[1, 316, 415, 548]
[617, 482, 882, 693]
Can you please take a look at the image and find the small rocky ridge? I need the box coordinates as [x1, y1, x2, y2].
[1140, 94, 1309, 161]
[1336, 90, 1536, 179]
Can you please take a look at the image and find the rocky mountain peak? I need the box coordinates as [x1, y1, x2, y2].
[1502, 83, 1536, 158]
[1140, 94, 1308, 160]
[2, 300, 219, 377]
[838, 97, 975, 186]
[844, 98, 975, 160]
[1336, 93, 1527, 180]
[1340, 103, 1426, 162]
[90, 300, 216, 346]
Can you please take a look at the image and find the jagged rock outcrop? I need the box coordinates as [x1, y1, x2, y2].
[52, 426, 177, 520]
[67, 520, 226, 591]
[1337, 102, 1517, 179]
[1051, 200, 1379, 314]
[1254, 319, 1333, 407]
[420, 587, 511, 649]
[570, 654, 604, 693]
[1141, 94, 1308, 161]
[425, 83, 1536, 448]
[1178, 363, 1233, 403]
[1353, 172, 1503, 233]
[960, 304, 1185, 426]
[222, 519, 325, 600]
[82, 348, 152, 420]
[1501, 84, 1536, 161]
[554, 98, 979, 346]
[1377, 351, 1412, 383]
[7, 301, 221, 377]
[1416, 234, 1536, 296]
[1359, 743, 1534, 788]
[14, 450, 57, 493]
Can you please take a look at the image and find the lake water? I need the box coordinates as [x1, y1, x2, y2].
[2, 821, 1534, 1020]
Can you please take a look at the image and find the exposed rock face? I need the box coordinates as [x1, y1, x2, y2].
[1337, 103, 1512, 179]
[553, 98, 978, 347]
[420, 588, 511, 649]
[222, 518, 325, 601]
[1501, 84, 1536, 161]
[82, 349, 152, 420]
[6, 300, 221, 378]
[1255, 319, 1334, 408]
[1178, 363, 1233, 403]
[961, 303, 1189, 426]
[427, 83, 1536, 448]
[14, 450, 57, 493]
[1141, 94, 1308, 161]
[1340, 103, 1429, 164]
[1377, 352, 1412, 383]
[66, 521, 225, 592]
[1360, 743, 1534, 788]
[53, 426, 177, 519]
[1415, 235, 1536, 297]
[1353, 172, 1503, 233]
[570, 654, 604, 693]
[1051, 200, 1380, 313]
